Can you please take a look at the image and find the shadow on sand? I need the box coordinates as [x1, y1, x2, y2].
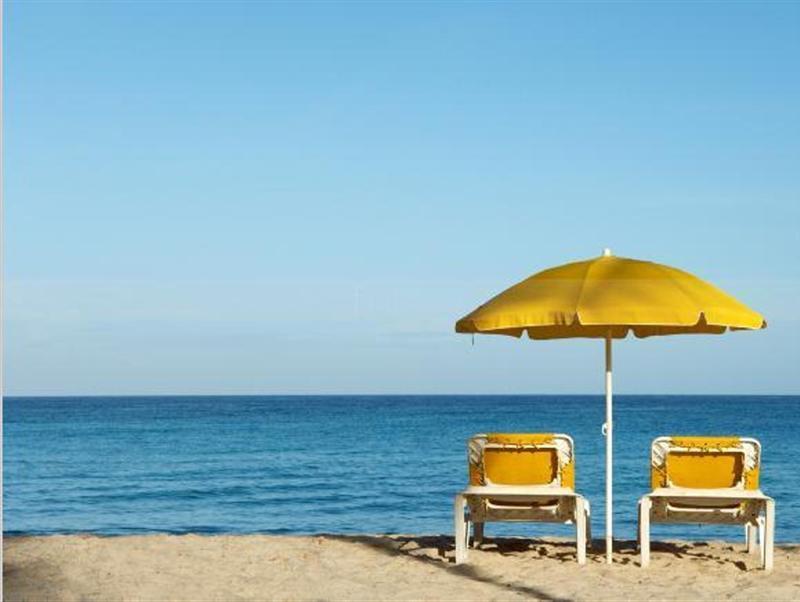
[319, 533, 575, 601]
[320, 535, 601, 601]
[321, 533, 755, 598]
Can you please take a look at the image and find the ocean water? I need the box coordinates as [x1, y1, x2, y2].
[4, 395, 799, 542]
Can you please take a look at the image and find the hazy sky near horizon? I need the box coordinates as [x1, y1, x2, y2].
[5, 2, 800, 395]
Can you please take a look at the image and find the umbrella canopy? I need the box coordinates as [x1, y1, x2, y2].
[455, 250, 765, 563]
[456, 251, 765, 339]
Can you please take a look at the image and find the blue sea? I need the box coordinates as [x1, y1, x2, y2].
[4, 395, 799, 542]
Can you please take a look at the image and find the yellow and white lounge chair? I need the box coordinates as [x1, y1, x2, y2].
[638, 436, 775, 570]
[454, 433, 591, 565]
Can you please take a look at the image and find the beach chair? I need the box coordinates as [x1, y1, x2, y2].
[638, 436, 775, 570]
[453, 433, 591, 565]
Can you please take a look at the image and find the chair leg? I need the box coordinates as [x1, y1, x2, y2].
[746, 522, 759, 555]
[472, 522, 484, 548]
[636, 500, 641, 551]
[454, 494, 468, 564]
[639, 497, 651, 568]
[585, 501, 592, 550]
[763, 499, 775, 571]
[575, 497, 587, 565]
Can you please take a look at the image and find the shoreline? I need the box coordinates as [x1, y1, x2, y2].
[5, 534, 800, 601]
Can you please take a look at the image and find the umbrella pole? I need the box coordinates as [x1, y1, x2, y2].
[605, 333, 613, 564]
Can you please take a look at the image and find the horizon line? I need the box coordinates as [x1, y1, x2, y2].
[3, 392, 798, 399]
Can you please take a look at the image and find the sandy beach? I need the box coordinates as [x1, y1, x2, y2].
[4, 534, 800, 601]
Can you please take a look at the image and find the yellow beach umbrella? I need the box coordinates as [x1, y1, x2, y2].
[455, 249, 766, 563]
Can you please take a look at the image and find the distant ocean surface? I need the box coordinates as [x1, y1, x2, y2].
[5, 395, 800, 542]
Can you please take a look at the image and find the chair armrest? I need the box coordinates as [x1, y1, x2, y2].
[461, 485, 577, 499]
[646, 487, 771, 502]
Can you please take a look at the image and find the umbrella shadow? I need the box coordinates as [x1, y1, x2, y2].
[320, 533, 583, 601]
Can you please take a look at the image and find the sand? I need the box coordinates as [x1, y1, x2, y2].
[4, 534, 800, 601]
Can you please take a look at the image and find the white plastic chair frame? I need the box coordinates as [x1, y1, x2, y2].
[454, 433, 591, 565]
[638, 436, 775, 571]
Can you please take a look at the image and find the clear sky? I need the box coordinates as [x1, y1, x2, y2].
[5, 1, 799, 395]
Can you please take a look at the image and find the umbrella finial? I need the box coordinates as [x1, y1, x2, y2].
[603, 248, 612, 257]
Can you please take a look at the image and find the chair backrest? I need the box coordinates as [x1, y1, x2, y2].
[650, 436, 761, 490]
[468, 433, 575, 489]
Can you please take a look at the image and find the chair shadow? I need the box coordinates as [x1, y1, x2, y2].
[593, 538, 754, 571]
[646, 540, 751, 571]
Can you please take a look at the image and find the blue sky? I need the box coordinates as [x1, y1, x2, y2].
[5, 2, 799, 395]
